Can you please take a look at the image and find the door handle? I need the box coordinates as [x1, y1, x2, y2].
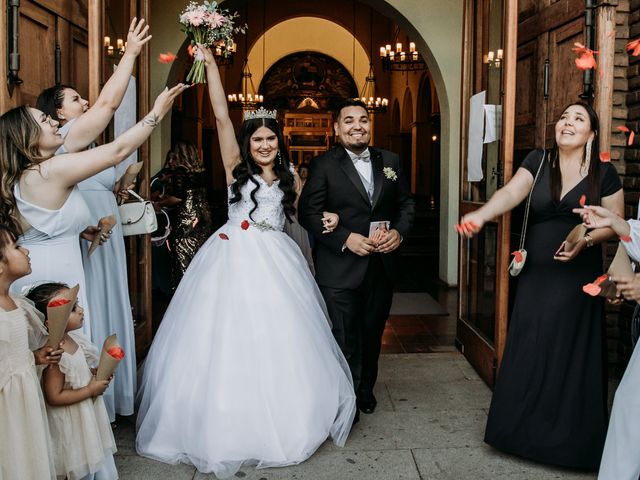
[543, 59, 549, 100]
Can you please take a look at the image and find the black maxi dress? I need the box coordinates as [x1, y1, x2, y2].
[484, 149, 622, 469]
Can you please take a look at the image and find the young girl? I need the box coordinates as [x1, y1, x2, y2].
[0, 224, 63, 480]
[27, 282, 117, 480]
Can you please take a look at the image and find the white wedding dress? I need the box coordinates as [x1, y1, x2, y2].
[136, 175, 356, 478]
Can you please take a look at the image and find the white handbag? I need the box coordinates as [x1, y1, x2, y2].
[119, 190, 157, 236]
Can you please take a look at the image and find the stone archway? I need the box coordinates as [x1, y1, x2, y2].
[150, 0, 463, 284]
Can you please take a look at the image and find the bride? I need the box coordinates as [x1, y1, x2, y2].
[135, 45, 357, 478]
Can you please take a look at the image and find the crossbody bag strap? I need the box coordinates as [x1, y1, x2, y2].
[519, 151, 546, 251]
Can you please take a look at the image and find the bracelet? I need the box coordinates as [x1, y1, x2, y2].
[142, 112, 159, 128]
[584, 233, 594, 248]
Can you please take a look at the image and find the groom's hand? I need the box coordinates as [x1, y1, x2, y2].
[376, 229, 401, 253]
[346, 233, 375, 256]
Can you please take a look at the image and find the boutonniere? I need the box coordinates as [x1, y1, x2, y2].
[383, 167, 398, 181]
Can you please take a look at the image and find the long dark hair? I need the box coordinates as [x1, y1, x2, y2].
[549, 101, 601, 204]
[25, 282, 69, 320]
[36, 85, 73, 123]
[229, 117, 296, 222]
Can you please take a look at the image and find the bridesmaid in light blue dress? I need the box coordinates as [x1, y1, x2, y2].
[574, 205, 640, 480]
[35, 18, 150, 421]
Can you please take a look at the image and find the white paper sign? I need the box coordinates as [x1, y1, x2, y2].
[483, 104, 502, 144]
[467, 91, 486, 182]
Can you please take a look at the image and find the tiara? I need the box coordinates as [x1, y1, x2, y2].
[243, 107, 277, 121]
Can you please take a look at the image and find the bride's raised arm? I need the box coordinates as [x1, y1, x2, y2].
[201, 44, 241, 184]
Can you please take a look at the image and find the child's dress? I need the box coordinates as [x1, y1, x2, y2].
[0, 296, 56, 480]
[47, 332, 117, 480]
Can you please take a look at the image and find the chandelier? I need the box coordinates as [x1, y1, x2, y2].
[103, 36, 125, 60]
[212, 41, 236, 66]
[379, 41, 426, 72]
[358, 64, 388, 114]
[227, 58, 263, 110]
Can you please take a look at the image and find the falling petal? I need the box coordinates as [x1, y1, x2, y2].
[627, 39, 640, 56]
[620, 235, 632, 243]
[599, 151, 611, 162]
[575, 52, 597, 70]
[595, 273, 609, 285]
[579, 194, 586, 207]
[617, 125, 630, 133]
[159, 52, 177, 64]
[630, 131, 636, 146]
[219, 233, 229, 240]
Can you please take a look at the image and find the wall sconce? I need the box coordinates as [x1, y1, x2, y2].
[6, 0, 23, 95]
[104, 36, 126, 59]
[484, 49, 503, 69]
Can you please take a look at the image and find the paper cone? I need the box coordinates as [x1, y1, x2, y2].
[563, 224, 588, 252]
[119, 162, 143, 191]
[96, 334, 124, 381]
[45, 284, 79, 348]
[88, 214, 117, 256]
[608, 243, 634, 278]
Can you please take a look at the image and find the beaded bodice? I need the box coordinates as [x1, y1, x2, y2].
[227, 175, 285, 231]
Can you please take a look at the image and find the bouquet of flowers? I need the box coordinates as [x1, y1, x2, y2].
[179, 1, 245, 84]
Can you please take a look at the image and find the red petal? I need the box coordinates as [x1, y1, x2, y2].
[583, 283, 602, 296]
[158, 52, 177, 64]
[599, 151, 611, 162]
[620, 235, 632, 242]
[511, 251, 524, 263]
[218, 233, 229, 240]
[617, 125, 630, 133]
[47, 298, 71, 307]
[630, 131, 636, 146]
[575, 53, 597, 70]
[627, 39, 640, 55]
[595, 273, 609, 285]
[107, 347, 125, 360]
[241, 220, 250, 230]
[188, 44, 195, 57]
[579, 194, 586, 207]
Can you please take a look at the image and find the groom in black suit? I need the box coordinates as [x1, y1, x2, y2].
[298, 99, 414, 415]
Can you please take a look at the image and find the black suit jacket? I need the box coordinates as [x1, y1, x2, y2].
[298, 145, 415, 289]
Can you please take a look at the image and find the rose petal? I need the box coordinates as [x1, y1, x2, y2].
[241, 220, 250, 230]
[219, 233, 229, 240]
[630, 131, 635, 146]
[599, 151, 611, 162]
[107, 346, 125, 360]
[595, 273, 609, 285]
[575, 52, 597, 70]
[158, 52, 177, 64]
[620, 235, 632, 242]
[583, 283, 602, 296]
[47, 298, 71, 307]
[579, 194, 586, 207]
[617, 125, 630, 133]
[511, 251, 524, 263]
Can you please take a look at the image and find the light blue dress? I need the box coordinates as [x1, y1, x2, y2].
[598, 219, 640, 479]
[58, 120, 137, 421]
[10, 185, 93, 339]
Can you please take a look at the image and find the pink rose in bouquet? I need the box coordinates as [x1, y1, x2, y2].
[179, 1, 246, 84]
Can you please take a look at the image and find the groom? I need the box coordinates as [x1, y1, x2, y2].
[299, 99, 415, 415]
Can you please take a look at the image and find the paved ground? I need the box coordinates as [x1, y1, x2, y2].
[114, 352, 597, 479]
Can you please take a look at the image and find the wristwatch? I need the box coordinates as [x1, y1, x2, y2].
[584, 233, 594, 248]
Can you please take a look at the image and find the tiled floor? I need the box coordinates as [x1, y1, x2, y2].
[382, 286, 458, 354]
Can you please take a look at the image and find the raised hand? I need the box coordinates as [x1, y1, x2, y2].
[151, 83, 190, 120]
[195, 43, 215, 66]
[125, 18, 152, 57]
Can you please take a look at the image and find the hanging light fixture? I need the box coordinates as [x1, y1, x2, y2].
[355, 9, 387, 115]
[379, 27, 426, 72]
[227, 6, 263, 110]
[227, 58, 263, 109]
[359, 64, 388, 114]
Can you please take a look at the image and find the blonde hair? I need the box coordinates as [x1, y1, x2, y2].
[0, 106, 45, 234]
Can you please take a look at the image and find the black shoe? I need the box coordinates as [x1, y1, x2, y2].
[357, 394, 377, 414]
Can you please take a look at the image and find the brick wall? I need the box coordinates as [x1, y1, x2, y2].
[610, 0, 637, 376]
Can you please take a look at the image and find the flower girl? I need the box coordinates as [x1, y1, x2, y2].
[0, 225, 63, 480]
[27, 282, 117, 480]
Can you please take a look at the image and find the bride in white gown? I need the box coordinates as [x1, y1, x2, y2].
[135, 45, 356, 478]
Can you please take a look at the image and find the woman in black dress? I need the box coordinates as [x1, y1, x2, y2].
[459, 102, 623, 469]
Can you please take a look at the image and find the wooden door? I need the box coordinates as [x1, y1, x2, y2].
[0, 0, 89, 110]
[457, 0, 516, 386]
